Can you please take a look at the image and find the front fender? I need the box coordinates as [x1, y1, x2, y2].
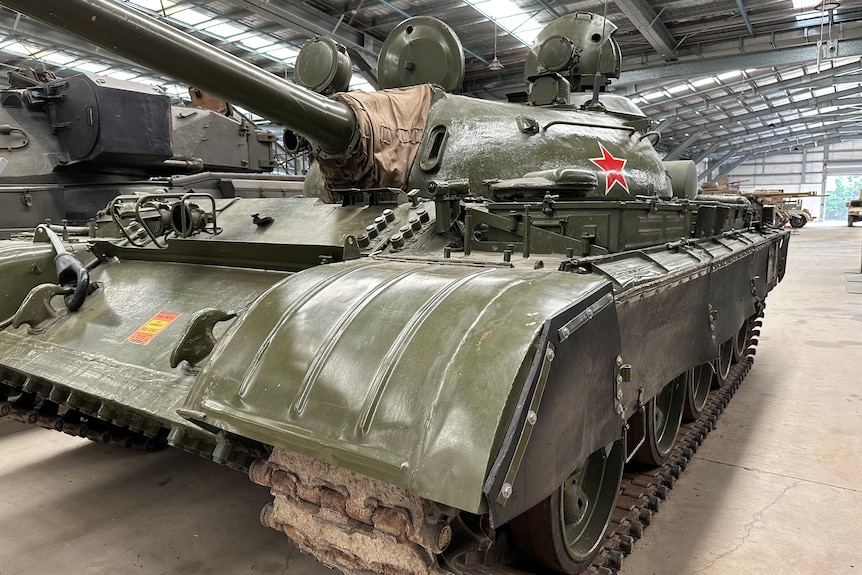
[181, 259, 612, 514]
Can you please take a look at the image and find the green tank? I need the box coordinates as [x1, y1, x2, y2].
[0, 63, 298, 236]
[0, 2, 790, 574]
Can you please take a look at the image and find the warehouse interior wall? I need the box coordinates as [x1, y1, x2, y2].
[714, 139, 862, 222]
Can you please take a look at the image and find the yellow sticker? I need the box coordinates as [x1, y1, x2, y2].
[126, 311, 181, 345]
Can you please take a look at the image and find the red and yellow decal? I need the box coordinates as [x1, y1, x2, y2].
[589, 143, 629, 194]
[126, 311, 181, 345]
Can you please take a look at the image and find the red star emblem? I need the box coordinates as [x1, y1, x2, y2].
[589, 144, 629, 194]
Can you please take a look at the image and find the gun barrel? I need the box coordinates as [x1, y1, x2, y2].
[4, 0, 357, 155]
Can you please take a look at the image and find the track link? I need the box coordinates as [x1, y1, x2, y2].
[0, 393, 166, 450]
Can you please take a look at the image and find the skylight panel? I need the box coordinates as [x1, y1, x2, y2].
[76, 62, 109, 73]
[1, 41, 39, 57]
[171, 8, 212, 26]
[128, 0, 175, 11]
[795, 10, 832, 21]
[462, 0, 545, 48]
[206, 22, 246, 39]
[497, 13, 534, 31]
[472, 0, 522, 17]
[262, 46, 300, 62]
[163, 83, 187, 97]
[237, 34, 274, 50]
[104, 69, 138, 81]
[349, 77, 376, 92]
[40, 51, 78, 66]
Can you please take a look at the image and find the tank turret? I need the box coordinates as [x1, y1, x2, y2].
[0, 65, 290, 232]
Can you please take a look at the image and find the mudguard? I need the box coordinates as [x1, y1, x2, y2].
[483, 282, 622, 526]
[181, 259, 613, 514]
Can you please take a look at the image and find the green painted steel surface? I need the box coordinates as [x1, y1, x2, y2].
[403, 94, 672, 201]
[0, 259, 285, 428]
[183, 260, 608, 513]
[0, 241, 56, 319]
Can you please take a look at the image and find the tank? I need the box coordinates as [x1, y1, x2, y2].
[0, 2, 790, 574]
[847, 189, 862, 227]
[0, 63, 300, 236]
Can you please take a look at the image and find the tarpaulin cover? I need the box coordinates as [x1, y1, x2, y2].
[316, 85, 434, 194]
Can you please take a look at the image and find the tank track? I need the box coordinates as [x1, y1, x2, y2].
[0, 393, 167, 450]
[0, 375, 265, 468]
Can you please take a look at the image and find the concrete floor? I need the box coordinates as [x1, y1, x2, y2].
[619, 222, 862, 574]
[1, 223, 860, 574]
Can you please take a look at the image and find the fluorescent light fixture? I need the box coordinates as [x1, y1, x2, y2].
[206, 22, 245, 39]
[666, 83, 691, 94]
[792, 0, 822, 7]
[643, 91, 665, 101]
[717, 70, 742, 81]
[691, 77, 715, 88]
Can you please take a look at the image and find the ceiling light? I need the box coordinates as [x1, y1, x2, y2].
[488, 18, 504, 71]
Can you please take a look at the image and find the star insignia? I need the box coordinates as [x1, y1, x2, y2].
[589, 143, 629, 194]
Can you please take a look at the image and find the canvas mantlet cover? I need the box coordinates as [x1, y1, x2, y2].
[315, 85, 434, 194]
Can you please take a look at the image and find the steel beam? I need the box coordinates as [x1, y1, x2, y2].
[618, 36, 862, 86]
[613, 0, 678, 61]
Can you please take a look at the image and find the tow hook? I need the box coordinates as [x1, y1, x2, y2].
[37, 224, 90, 311]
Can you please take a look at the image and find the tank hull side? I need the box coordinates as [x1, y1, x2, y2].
[483, 227, 788, 525]
[609, 231, 778, 402]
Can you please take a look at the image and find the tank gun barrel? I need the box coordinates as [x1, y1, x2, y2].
[2, 0, 358, 155]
